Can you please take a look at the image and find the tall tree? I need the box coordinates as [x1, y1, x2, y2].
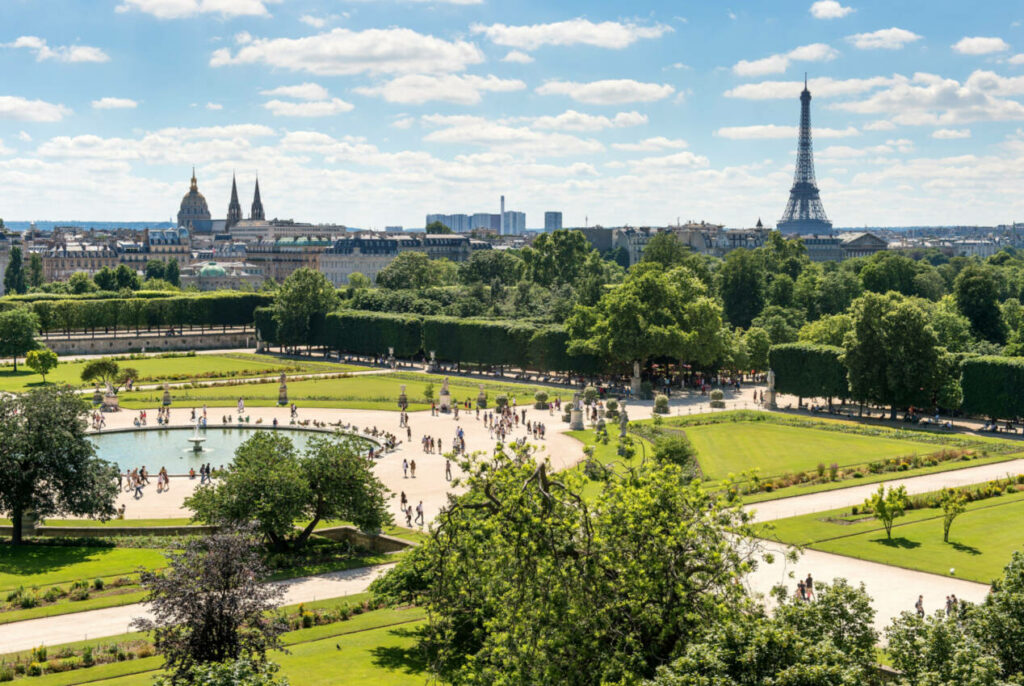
[272, 267, 339, 349]
[718, 249, 765, 328]
[520, 230, 594, 288]
[25, 348, 58, 383]
[0, 386, 118, 543]
[425, 220, 453, 234]
[27, 252, 44, 289]
[3, 246, 26, 295]
[0, 308, 38, 371]
[132, 528, 287, 683]
[80, 358, 138, 393]
[145, 259, 166, 281]
[114, 263, 141, 290]
[93, 266, 117, 291]
[954, 263, 1007, 343]
[376, 252, 455, 290]
[165, 257, 181, 287]
[641, 231, 688, 268]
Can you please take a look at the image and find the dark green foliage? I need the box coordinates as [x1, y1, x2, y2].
[653, 434, 699, 479]
[3, 246, 26, 295]
[769, 343, 847, 400]
[961, 356, 1024, 419]
[718, 249, 765, 328]
[324, 310, 422, 358]
[954, 263, 1008, 343]
[0, 307, 38, 371]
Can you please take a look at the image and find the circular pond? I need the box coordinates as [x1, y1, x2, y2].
[91, 427, 372, 474]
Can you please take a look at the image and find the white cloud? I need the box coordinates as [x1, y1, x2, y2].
[299, 14, 326, 28]
[422, 114, 604, 156]
[5, 36, 109, 63]
[810, 1, 854, 19]
[846, 28, 921, 50]
[933, 128, 971, 139]
[470, 19, 671, 50]
[391, 116, 415, 130]
[206, 102, 223, 110]
[501, 50, 534, 64]
[263, 98, 354, 117]
[92, 97, 138, 109]
[535, 79, 674, 105]
[18, 131, 32, 142]
[532, 110, 647, 132]
[732, 43, 838, 77]
[1009, 54, 1024, 65]
[863, 119, 897, 130]
[629, 151, 709, 169]
[0, 95, 72, 122]
[716, 124, 859, 139]
[0, 139, 10, 156]
[354, 74, 525, 105]
[953, 36, 1010, 55]
[210, 28, 483, 76]
[612, 137, 688, 152]
[725, 75, 900, 99]
[115, 0, 278, 19]
[260, 82, 329, 101]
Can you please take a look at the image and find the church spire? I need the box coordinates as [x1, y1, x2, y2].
[190, 166, 198, 192]
[250, 176, 265, 221]
[226, 173, 243, 230]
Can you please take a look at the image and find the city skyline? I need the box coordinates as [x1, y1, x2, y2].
[1, 0, 1024, 227]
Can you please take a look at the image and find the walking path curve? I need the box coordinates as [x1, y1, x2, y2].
[0, 563, 393, 655]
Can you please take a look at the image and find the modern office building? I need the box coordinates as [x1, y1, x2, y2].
[544, 212, 563, 232]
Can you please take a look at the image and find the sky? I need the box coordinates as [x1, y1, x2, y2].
[2, 0, 1024, 229]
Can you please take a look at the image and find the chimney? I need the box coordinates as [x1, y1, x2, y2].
[500, 195, 505, 235]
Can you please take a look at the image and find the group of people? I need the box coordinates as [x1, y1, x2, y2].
[188, 463, 215, 483]
[398, 491, 425, 526]
[90, 410, 107, 430]
[795, 573, 815, 601]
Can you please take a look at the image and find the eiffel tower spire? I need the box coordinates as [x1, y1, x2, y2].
[250, 175, 265, 220]
[226, 173, 243, 230]
[777, 76, 833, 235]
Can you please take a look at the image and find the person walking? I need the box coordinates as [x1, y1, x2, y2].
[804, 573, 814, 601]
[410, 459, 417, 478]
[402, 459, 409, 478]
[797, 579, 806, 601]
[415, 500, 424, 525]
[915, 595, 925, 618]
[445, 459, 452, 481]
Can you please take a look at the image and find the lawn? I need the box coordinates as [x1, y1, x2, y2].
[0, 545, 165, 591]
[565, 429, 655, 501]
[117, 371, 569, 411]
[0, 353, 365, 393]
[764, 489, 1024, 583]
[684, 421, 936, 481]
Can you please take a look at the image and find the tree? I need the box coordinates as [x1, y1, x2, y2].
[886, 611, 1008, 686]
[969, 551, 1024, 679]
[80, 358, 138, 393]
[68, 271, 98, 294]
[93, 266, 117, 291]
[376, 252, 453, 290]
[114, 263, 141, 290]
[718, 249, 765, 328]
[425, 220, 453, 234]
[799, 313, 853, 347]
[186, 432, 391, 550]
[457, 250, 523, 286]
[371, 453, 764, 684]
[0, 386, 118, 543]
[145, 259, 166, 281]
[272, 267, 339, 349]
[346, 272, 371, 290]
[863, 484, 909, 540]
[3, 245, 26, 294]
[25, 348, 58, 383]
[859, 252, 919, 296]
[955, 263, 1008, 344]
[743, 327, 772, 371]
[132, 528, 287, 683]
[641, 231, 688, 268]
[939, 487, 967, 543]
[27, 253, 44, 289]
[165, 257, 181, 287]
[0, 307, 38, 371]
[520, 230, 595, 288]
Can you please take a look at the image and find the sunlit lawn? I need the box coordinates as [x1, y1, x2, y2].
[0, 545, 166, 591]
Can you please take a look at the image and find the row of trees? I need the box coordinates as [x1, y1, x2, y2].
[3, 247, 183, 296]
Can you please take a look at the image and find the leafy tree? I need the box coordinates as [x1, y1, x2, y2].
[844, 292, 942, 418]
[863, 484, 909, 540]
[371, 453, 763, 685]
[718, 249, 765, 328]
[955, 263, 1008, 343]
[346, 271, 372, 290]
[132, 528, 287, 684]
[187, 433, 391, 550]
[457, 250, 523, 286]
[68, 271, 98, 294]
[798, 313, 853, 347]
[913, 268, 948, 301]
[743, 327, 771, 370]
[377, 252, 455, 290]
[751, 305, 804, 345]
[114, 264, 141, 290]
[80, 358, 138, 393]
[859, 252, 919, 296]
[165, 257, 181, 287]
[603, 245, 631, 269]
[939, 487, 967, 543]
[768, 273, 795, 308]
[969, 551, 1024, 680]
[27, 252, 44, 289]
[145, 259, 166, 281]
[652, 435, 698, 478]
[153, 659, 289, 686]
[520, 229, 595, 287]
[0, 307, 38, 371]
[0, 386, 118, 543]
[641, 231, 688, 268]
[425, 220, 453, 234]
[3, 246, 26, 294]
[272, 267, 339, 349]
[886, 610, 1013, 686]
[25, 348, 58, 383]
[93, 266, 117, 291]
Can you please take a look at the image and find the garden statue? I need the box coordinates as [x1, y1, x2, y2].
[767, 369, 777, 409]
[439, 376, 452, 411]
[162, 383, 172, 407]
[631, 361, 641, 396]
[477, 383, 487, 408]
[278, 372, 288, 406]
[619, 405, 629, 438]
[398, 384, 408, 409]
[570, 392, 584, 430]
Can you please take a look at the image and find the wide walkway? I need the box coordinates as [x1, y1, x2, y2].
[0, 563, 393, 654]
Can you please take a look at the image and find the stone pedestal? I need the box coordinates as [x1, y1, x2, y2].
[570, 407, 584, 430]
[631, 376, 641, 396]
[477, 384, 487, 409]
[398, 384, 408, 409]
[92, 388, 103, 407]
[439, 390, 452, 411]
[19, 511, 37, 539]
[161, 383, 172, 407]
[102, 394, 120, 411]
[278, 373, 288, 406]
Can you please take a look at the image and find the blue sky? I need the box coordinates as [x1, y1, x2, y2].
[2, 0, 1024, 228]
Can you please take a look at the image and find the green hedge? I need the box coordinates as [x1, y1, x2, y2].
[769, 343, 848, 400]
[323, 311, 422, 357]
[25, 292, 273, 333]
[961, 356, 1024, 420]
[0, 290, 177, 303]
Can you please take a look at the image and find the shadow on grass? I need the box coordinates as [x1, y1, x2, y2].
[950, 541, 982, 556]
[0, 543, 107, 581]
[370, 627, 429, 675]
[871, 537, 921, 549]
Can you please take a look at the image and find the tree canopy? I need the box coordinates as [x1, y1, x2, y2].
[272, 267, 339, 349]
[0, 307, 38, 371]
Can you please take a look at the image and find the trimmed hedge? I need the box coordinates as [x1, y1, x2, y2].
[323, 311, 422, 357]
[769, 343, 848, 400]
[961, 356, 1024, 420]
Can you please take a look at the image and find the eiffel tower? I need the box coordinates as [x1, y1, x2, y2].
[777, 75, 834, 235]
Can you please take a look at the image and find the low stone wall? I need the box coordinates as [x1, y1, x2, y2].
[42, 331, 254, 355]
[314, 526, 415, 554]
[0, 524, 218, 538]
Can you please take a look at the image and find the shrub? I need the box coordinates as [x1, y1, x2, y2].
[82, 647, 94, 667]
[828, 463, 839, 481]
[20, 594, 38, 609]
[639, 381, 654, 400]
[0, 664, 12, 682]
[47, 659, 68, 673]
[32, 647, 47, 663]
[26, 663, 42, 677]
[605, 398, 619, 418]
[69, 587, 90, 602]
[583, 385, 598, 405]
[653, 435, 699, 479]
[495, 394, 509, 409]
[653, 394, 670, 414]
[709, 388, 725, 409]
[302, 611, 314, 628]
[134, 645, 155, 658]
[816, 463, 826, 478]
[534, 390, 549, 409]
[5, 587, 22, 603]
[42, 586, 62, 603]
[93, 578, 105, 591]
[61, 657, 81, 671]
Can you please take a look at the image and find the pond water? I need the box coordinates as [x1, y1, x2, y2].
[91, 427, 368, 474]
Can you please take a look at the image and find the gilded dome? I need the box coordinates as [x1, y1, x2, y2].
[177, 168, 212, 232]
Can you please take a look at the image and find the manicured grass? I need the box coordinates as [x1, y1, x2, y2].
[0, 353, 367, 393]
[683, 421, 936, 481]
[764, 489, 1024, 583]
[117, 371, 568, 411]
[0, 545, 166, 592]
[565, 429, 654, 500]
